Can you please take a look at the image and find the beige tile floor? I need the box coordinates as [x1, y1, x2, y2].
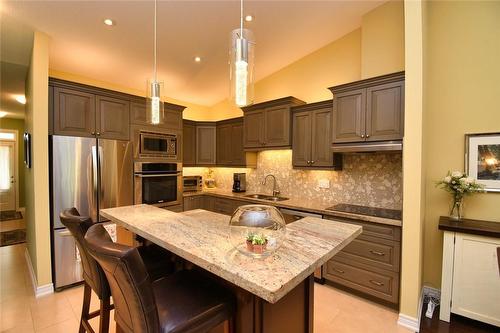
[0, 243, 411, 333]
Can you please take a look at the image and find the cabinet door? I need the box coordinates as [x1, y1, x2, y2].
[292, 111, 312, 167]
[130, 101, 148, 125]
[183, 122, 196, 166]
[196, 126, 216, 165]
[53, 87, 95, 137]
[365, 81, 404, 141]
[163, 109, 183, 130]
[231, 122, 245, 166]
[96, 95, 130, 140]
[216, 124, 232, 165]
[264, 105, 290, 147]
[311, 108, 333, 167]
[451, 233, 500, 326]
[332, 89, 366, 143]
[244, 110, 265, 148]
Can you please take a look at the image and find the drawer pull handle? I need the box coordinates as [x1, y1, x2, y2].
[333, 268, 345, 274]
[369, 280, 384, 287]
[369, 250, 385, 256]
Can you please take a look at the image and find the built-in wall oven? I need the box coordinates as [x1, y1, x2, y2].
[134, 162, 182, 209]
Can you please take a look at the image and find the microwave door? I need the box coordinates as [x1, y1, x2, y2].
[98, 139, 133, 222]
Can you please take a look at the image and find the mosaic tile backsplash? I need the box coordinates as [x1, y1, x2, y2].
[183, 150, 402, 209]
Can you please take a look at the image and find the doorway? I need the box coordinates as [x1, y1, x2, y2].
[0, 130, 18, 212]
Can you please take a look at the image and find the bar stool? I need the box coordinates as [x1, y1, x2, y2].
[84, 223, 236, 333]
[60, 208, 175, 333]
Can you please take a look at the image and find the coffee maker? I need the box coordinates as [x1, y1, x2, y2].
[232, 173, 246, 193]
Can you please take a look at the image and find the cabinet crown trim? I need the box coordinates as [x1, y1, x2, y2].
[241, 96, 306, 112]
[291, 99, 333, 112]
[328, 71, 405, 95]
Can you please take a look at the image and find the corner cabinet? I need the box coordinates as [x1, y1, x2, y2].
[182, 120, 197, 166]
[329, 72, 404, 145]
[217, 117, 257, 167]
[195, 123, 217, 165]
[292, 100, 342, 169]
[439, 217, 500, 327]
[242, 97, 306, 150]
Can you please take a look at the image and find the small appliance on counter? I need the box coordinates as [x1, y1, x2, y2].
[183, 175, 203, 192]
[233, 173, 246, 193]
[205, 169, 216, 188]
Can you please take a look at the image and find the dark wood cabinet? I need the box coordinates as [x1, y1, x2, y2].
[196, 124, 216, 165]
[183, 196, 204, 211]
[217, 123, 233, 165]
[292, 100, 341, 169]
[130, 100, 185, 131]
[322, 214, 401, 305]
[242, 97, 305, 150]
[96, 95, 130, 140]
[217, 117, 256, 167]
[53, 87, 96, 137]
[183, 120, 196, 166]
[329, 72, 404, 145]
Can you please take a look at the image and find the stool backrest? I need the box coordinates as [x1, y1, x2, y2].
[59, 208, 110, 299]
[85, 223, 160, 333]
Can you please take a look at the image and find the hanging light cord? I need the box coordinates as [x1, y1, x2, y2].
[154, 0, 158, 82]
[240, 0, 243, 38]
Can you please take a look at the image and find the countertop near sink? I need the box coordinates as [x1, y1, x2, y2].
[183, 189, 402, 227]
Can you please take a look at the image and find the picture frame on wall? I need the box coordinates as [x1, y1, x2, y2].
[23, 132, 31, 168]
[465, 132, 500, 192]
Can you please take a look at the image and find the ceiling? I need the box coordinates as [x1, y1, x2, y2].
[0, 13, 33, 119]
[2, 0, 383, 107]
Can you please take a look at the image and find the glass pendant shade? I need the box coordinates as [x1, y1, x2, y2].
[146, 80, 164, 125]
[229, 28, 255, 107]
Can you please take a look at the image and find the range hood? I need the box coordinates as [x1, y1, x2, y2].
[331, 141, 402, 153]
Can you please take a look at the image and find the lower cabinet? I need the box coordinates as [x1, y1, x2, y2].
[323, 215, 401, 305]
[183, 195, 246, 216]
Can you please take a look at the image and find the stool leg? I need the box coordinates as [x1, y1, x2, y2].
[224, 317, 235, 333]
[99, 297, 111, 333]
[80, 282, 92, 333]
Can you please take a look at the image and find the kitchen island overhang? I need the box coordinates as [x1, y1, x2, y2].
[100, 205, 361, 332]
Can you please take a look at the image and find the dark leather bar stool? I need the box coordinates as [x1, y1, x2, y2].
[84, 223, 236, 333]
[60, 208, 175, 333]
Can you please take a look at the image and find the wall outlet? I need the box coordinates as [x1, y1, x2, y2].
[318, 179, 330, 189]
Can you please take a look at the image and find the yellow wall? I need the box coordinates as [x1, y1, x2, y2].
[0, 117, 25, 208]
[422, 0, 500, 288]
[361, 0, 405, 79]
[48, 69, 212, 121]
[399, 0, 424, 321]
[25, 31, 52, 286]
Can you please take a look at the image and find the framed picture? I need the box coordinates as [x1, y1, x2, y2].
[465, 132, 500, 192]
[23, 132, 31, 169]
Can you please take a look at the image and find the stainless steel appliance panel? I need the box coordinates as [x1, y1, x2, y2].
[52, 136, 97, 229]
[183, 175, 202, 192]
[98, 139, 133, 222]
[134, 162, 182, 208]
[53, 228, 83, 289]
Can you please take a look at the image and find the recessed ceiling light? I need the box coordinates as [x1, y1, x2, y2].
[103, 18, 115, 26]
[14, 95, 26, 104]
[245, 15, 253, 22]
[194, 56, 201, 63]
[0, 111, 7, 118]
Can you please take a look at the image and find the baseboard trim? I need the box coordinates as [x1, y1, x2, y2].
[398, 313, 420, 332]
[24, 248, 54, 298]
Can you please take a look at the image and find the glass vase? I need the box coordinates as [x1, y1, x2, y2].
[449, 197, 464, 221]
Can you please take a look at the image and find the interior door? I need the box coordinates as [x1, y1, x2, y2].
[0, 140, 16, 211]
[98, 139, 133, 222]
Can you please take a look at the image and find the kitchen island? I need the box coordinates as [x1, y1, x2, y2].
[101, 205, 362, 333]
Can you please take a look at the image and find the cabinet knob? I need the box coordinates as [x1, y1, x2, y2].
[369, 280, 384, 287]
[96, 132, 101, 136]
[369, 250, 385, 256]
[311, 160, 315, 164]
[91, 131, 95, 135]
[307, 161, 311, 164]
[361, 134, 365, 138]
[366, 134, 370, 138]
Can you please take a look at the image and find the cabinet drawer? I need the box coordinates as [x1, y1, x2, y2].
[323, 215, 401, 241]
[337, 235, 400, 272]
[325, 258, 399, 304]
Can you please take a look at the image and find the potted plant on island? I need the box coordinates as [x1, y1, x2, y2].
[246, 233, 268, 254]
[436, 171, 484, 220]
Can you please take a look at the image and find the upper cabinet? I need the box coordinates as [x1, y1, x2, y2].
[329, 72, 405, 148]
[217, 117, 256, 167]
[183, 120, 197, 166]
[242, 97, 306, 150]
[130, 100, 185, 131]
[292, 100, 342, 170]
[96, 95, 130, 140]
[195, 124, 217, 165]
[53, 87, 96, 138]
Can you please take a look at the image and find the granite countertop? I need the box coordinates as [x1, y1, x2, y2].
[183, 189, 402, 227]
[100, 205, 362, 304]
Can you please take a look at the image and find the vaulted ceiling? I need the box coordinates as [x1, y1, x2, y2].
[2, 0, 383, 111]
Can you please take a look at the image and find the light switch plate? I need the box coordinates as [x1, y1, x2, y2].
[318, 179, 330, 189]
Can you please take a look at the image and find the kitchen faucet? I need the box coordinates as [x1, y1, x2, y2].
[262, 174, 280, 197]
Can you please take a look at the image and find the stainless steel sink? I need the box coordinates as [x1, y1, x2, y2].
[244, 194, 289, 202]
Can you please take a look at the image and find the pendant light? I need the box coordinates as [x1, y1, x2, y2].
[229, 0, 255, 107]
[147, 0, 164, 125]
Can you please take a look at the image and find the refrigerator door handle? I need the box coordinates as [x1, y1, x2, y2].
[91, 145, 98, 220]
[98, 145, 104, 202]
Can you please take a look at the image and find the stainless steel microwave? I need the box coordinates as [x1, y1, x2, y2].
[136, 130, 178, 159]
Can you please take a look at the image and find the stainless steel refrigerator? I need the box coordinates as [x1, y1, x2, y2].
[50, 135, 133, 289]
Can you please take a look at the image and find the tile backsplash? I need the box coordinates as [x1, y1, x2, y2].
[183, 150, 402, 209]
